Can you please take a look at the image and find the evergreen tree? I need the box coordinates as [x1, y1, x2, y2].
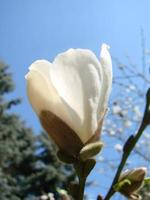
[0, 62, 74, 200]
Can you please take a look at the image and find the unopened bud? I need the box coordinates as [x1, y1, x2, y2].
[79, 141, 103, 161]
[128, 167, 146, 181]
[117, 167, 147, 200]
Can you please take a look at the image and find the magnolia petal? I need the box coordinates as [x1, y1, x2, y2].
[26, 60, 88, 143]
[49, 49, 102, 142]
[98, 44, 112, 120]
[26, 60, 71, 123]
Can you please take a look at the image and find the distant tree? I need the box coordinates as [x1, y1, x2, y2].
[0, 62, 75, 200]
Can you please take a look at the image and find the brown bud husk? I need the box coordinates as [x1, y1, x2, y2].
[57, 150, 76, 164]
[40, 109, 106, 158]
[40, 110, 83, 156]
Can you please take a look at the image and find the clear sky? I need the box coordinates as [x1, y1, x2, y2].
[0, 0, 150, 199]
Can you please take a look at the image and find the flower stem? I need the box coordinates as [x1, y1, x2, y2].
[78, 177, 86, 200]
[73, 158, 96, 199]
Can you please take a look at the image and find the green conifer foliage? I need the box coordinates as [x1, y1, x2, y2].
[0, 62, 74, 200]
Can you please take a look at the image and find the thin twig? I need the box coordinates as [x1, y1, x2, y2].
[103, 90, 149, 200]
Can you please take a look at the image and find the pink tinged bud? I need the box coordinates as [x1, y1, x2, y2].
[25, 45, 112, 155]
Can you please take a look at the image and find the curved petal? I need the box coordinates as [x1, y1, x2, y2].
[26, 60, 68, 121]
[26, 60, 83, 142]
[98, 44, 112, 120]
[49, 49, 103, 142]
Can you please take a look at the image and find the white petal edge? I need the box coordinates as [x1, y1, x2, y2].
[98, 43, 112, 120]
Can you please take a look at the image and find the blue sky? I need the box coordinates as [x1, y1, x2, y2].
[0, 0, 150, 199]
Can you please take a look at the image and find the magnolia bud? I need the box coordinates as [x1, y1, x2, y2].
[79, 141, 103, 161]
[117, 167, 147, 200]
[26, 45, 112, 156]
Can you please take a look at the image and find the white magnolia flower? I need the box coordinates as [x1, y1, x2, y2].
[25, 44, 112, 155]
